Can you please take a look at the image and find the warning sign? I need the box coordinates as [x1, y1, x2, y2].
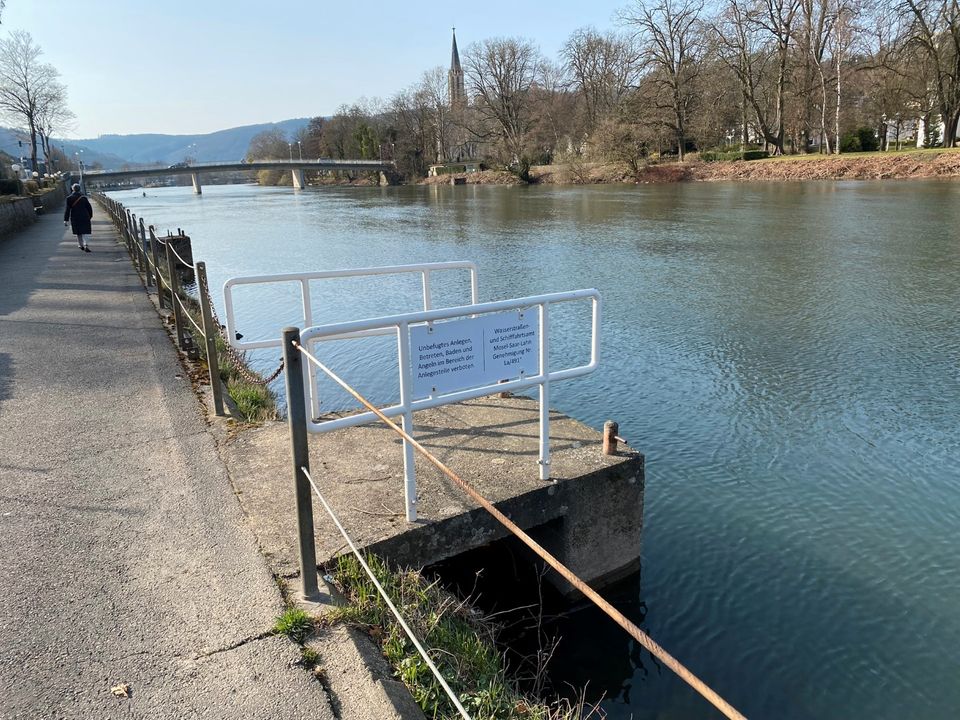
[410, 311, 539, 397]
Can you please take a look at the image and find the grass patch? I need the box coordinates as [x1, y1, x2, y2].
[272, 608, 315, 644]
[229, 382, 277, 422]
[329, 553, 595, 720]
[760, 146, 960, 162]
[301, 646, 321, 666]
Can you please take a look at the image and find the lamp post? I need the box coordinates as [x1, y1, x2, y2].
[10, 164, 22, 196]
[288, 143, 293, 162]
[297, 141, 303, 161]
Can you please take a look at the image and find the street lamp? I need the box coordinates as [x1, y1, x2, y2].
[297, 141, 303, 161]
[288, 143, 293, 162]
[10, 164, 22, 196]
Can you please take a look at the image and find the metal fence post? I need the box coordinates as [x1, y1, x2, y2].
[165, 240, 186, 349]
[140, 218, 152, 286]
[197, 262, 225, 416]
[282, 327, 319, 601]
[131, 213, 143, 272]
[125, 210, 134, 256]
[151, 227, 166, 309]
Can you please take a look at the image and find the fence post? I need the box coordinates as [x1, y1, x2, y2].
[197, 262, 225, 417]
[125, 210, 133, 255]
[131, 213, 143, 272]
[151, 226, 166, 309]
[282, 327, 319, 601]
[140, 218, 152, 286]
[165, 239, 186, 349]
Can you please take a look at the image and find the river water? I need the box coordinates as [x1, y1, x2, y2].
[109, 180, 960, 719]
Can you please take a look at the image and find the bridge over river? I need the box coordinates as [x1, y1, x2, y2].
[83, 159, 396, 194]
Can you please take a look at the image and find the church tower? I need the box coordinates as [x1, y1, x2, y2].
[448, 28, 466, 108]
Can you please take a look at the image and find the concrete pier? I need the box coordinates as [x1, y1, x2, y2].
[221, 396, 644, 595]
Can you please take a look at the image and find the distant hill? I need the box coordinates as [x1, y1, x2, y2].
[0, 127, 126, 171]
[0, 118, 312, 171]
[74, 118, 311, 168]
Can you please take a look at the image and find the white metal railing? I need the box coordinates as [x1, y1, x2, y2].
[299, 289, 601, 521]
[223, 262, 479, 417]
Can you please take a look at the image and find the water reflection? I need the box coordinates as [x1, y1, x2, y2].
[110, 180, 960, 719]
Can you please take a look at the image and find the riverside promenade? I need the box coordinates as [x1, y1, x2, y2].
[0, 211, 335, 718]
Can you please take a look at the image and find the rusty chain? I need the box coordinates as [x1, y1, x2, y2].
[198, 269, 284, 386]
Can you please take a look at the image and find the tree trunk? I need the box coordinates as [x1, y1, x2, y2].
[943, 110, 959, 148]
[834, 44, 841, 154]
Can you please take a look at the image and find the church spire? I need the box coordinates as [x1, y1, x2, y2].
[451, 27, 462, 73]
[448, 27, 465, 108]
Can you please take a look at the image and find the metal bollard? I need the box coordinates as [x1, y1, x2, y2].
[282, 327, 319, 601]
[197, 262, 225, 416]
[603, 420, 619, 455]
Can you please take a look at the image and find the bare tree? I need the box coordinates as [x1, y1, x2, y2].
[0, 31, 62, 169]
[622, 0, 706, 160]
[894, 0, 960, 145]
[562, 27, 639, 135]
[464, 37, 543, 164]
[714, 0, 800, 154]
[35, 80, 74, 169]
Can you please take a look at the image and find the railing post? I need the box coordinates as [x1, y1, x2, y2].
[282, 327, 319, 601]
[165, 239, 186, 349]
[140, 218, 152, 286]
[130, 213, 143, 272]
[197, 262, 225, 417]
[125, 210, 133, 255]
[539, 303, 551, 481]
[150, 227, 166, 308]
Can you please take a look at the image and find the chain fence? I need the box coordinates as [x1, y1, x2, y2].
[197, 268, 284, 385]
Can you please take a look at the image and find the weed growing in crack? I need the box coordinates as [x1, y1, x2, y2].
[272, 608, 314, 644]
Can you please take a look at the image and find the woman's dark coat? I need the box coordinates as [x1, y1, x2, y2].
[64, 191, 93, 235]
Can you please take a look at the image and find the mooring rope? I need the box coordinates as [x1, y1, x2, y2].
[299, 465, 472, 720]
[160, 237, 196, 270]
[293, 340, 748, 720]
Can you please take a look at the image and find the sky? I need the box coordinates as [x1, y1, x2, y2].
[2, 0, 629, 139]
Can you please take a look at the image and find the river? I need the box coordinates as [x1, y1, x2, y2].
[108, 180, 960, 720]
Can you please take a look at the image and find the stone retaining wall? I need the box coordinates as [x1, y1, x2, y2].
[0, 198, 38, 241]
[0, 183, 68, 243]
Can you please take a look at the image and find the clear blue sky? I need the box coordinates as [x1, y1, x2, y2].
[3, 0, 628, 139]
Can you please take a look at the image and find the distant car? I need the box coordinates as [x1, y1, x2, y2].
[168, 162, 190, 169]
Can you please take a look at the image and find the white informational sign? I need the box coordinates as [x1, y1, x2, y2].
[410, 311, 540, 397]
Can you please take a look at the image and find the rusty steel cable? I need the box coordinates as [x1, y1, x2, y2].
[197, 269, 284, 385]
[293, 341, 748, 720]
[300, 465, 472, 720]
[172, 292, 204, 336]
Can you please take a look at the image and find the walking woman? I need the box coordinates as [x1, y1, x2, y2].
[64, 183, 93, 252]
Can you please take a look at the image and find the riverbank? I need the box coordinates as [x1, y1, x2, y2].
[418, 147, 960, 186]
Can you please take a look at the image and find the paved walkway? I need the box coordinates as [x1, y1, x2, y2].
[0, 209, 335, 718]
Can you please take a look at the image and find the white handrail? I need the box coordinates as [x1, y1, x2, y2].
[300, 288, 601, 521]
[223, 261, 480, 351]
[223, 261, 479, 419]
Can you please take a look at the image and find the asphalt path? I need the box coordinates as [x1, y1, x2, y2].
[0, 207, 335, 719]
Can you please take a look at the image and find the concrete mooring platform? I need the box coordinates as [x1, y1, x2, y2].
[222, 396, 644, 594]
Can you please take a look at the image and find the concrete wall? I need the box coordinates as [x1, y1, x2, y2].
[365, 451, 645, 596]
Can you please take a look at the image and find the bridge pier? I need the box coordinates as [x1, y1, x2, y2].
[291, 168, 305, 190]
[191, 172, 202, 195]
